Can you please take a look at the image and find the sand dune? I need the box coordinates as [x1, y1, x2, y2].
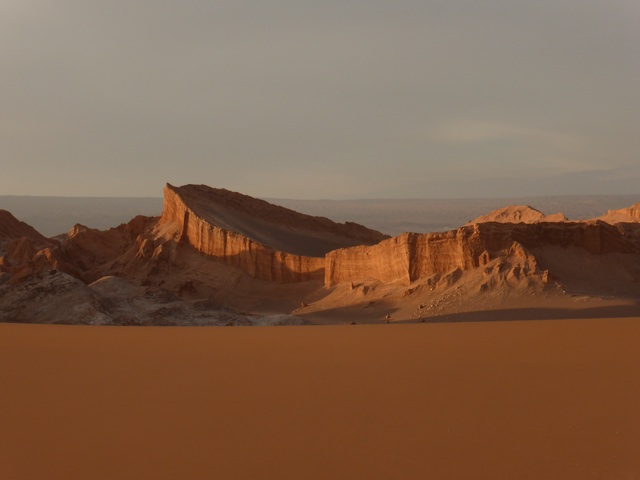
[1, 320, 639, 479]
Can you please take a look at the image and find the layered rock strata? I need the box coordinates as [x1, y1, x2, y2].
[325, 221, 640, 286]
[154, 187, 640, 286]
[160, 185, 327, 282]
[162, 184, 388, 256]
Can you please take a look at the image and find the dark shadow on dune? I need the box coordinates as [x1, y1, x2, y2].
[416, 303, 640, 323]
[302, 302, 640, 325]
[298, 300, 401, 325]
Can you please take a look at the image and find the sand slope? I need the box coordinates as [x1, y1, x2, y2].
[1, 321, 639, 480]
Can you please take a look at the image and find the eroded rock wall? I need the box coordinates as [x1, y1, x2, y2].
[161, 185, 324, 283]
[325, 229, 488, 287]
[160, 185, 640, 287]
[325, 221, 640, 286]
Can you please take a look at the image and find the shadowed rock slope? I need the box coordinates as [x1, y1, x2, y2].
[0, 209, 49, 246]
[0, 209, 61, 277]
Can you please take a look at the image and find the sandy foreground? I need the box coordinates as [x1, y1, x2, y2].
[1, 320, 639, 479]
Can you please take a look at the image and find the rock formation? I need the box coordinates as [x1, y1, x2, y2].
[2, 186, 640, 325]
[0, 209, 49, 246]
[467, 205, 567, 225]
[61, 216, 157, 282]
[325, 220, 640, 287]
[157, 184, 387, 283]
[0, 209, 64, 280]
[161, 184, 388, 255]
[598, 202, 640, 224]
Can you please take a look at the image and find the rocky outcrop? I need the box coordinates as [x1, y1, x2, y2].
[0, 210, 51, 267]
[159, 185, 322, 282]
[4, 185, 640, 325]
[158, 184, 387, 283]
[598, 202, 640, 224]
[61, 216, 157, 282]
[325, 230, 480, 286]
[0, 210, 64, 278]
[325, 221, 640, 286]
[467, 205, 567, 225]
[169, 212, 325, 283]
[162, 184, 388, 256]
[0, 210, 49, 246]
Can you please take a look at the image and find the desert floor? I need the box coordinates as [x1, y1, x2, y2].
[1, 319, 639, 479]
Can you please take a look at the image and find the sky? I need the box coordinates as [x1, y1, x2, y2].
[1, 0, 639, 199]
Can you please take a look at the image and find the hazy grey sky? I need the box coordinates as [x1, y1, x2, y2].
[1, 0, 639, 198]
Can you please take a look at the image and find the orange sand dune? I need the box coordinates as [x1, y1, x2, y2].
[1, 320, 639, 479]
